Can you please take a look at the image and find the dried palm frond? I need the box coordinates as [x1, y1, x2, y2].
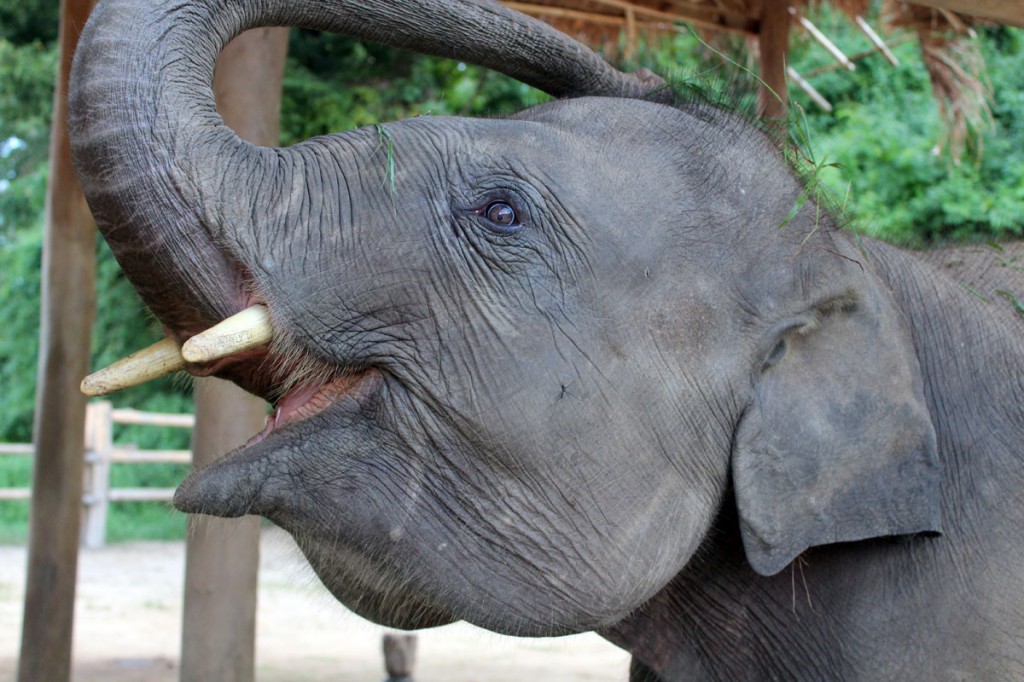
[884, 1, 993, 161]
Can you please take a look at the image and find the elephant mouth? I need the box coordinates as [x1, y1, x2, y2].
[184, 302, 388, 453]
[248, 368, 381, 447]
[162, 315, 460, 631]
[164, 302, 391, 516]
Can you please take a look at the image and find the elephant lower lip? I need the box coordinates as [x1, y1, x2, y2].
[249, 369, 381, 447]
[173, 367, 384, 519]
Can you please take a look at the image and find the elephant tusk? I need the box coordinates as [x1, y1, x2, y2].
[80, 337, 186, 397]
[80, 305, 273, 397]
[180, 304, 273, 364]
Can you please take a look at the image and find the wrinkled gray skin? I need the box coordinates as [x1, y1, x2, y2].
[918, 241, 1024, 321]
[69, 2, 1024, 680]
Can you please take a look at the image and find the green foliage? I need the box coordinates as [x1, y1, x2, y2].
[0, 39, 56, 234]
[785, 15, 1024, 245]
[0, 0, 58, 46]
[0, 455, 30, 543]
[0, 228, 193, 445]
[279, 31, 546, 145]
[0, 227, 42, 443]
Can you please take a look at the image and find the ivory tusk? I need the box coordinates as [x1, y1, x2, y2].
[80, 337, 186, 397]
[180, 304, 273, 364]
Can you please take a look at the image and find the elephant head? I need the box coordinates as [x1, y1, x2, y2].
[70, 0, 940, 640]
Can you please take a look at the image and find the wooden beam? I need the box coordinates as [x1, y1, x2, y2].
[17, 1, 99, 680]
[504, 3, 627, 25]
[800, 33, 914, 78]
[912, 0, 1024, 28]
[178, 27, 288, 682]
[503, 0, 757, 35]
[854, 16, 899, 67]
[758, 0, 790, 119]
[790, 7, 855, 71]
[589, 0, 757, 34]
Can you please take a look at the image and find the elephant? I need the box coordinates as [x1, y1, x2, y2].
[68, 1, 1024, 680]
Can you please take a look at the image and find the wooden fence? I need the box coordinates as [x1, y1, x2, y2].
[0, 401, 194, 548]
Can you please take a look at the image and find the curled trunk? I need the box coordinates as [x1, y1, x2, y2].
[69, 0, 658, 339]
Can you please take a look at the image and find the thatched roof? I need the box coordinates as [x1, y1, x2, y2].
[500, 0, 1021, 158]
[501, 0, 1021, 43]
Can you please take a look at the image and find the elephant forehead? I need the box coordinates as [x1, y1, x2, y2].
[514, 96, 681, 134]
[390, 100, 682, 171]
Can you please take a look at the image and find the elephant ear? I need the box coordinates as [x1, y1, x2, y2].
[732, 280, 942, 576]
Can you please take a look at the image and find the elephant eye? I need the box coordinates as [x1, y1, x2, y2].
[483, 201, 521, 233]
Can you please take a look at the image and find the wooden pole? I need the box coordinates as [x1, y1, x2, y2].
[854, 16, 900, 67]
[16, 1, 99, 680]
[624, 7, 639, 61]
[787, 66, 833, 112]
[178, 27, 289, 682]
[383, 633, 418, 682]
[757, 0, 791, 119]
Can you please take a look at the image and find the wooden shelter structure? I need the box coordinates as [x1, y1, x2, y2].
[16, 1, 1023, 681]
[504, 0, 1022, 147]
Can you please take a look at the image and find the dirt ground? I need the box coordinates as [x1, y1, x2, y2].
[0, 527, 630, 682]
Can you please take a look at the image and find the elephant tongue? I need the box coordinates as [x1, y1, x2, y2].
[253, 370, 378, 446]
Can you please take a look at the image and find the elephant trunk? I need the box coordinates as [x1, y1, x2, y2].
[69, 0, 658, 342]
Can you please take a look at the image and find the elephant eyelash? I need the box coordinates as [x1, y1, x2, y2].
[764, 339, 787, 368]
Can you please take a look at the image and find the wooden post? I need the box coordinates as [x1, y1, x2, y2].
[81, 401, 113, 549]
[17, 1, 99, 680]
[179, 379, 266, 682]
[624, 7, 639, 62]
[178, 27, 289, 682]
[757, 0, 791, 119]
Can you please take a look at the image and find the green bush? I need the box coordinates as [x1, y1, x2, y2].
[0, 39, 56, 235]
[280, 31, 545, 146]
[787, 19, 1024, 245]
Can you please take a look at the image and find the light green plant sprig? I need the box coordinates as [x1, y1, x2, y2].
[374, 123, 397, 214]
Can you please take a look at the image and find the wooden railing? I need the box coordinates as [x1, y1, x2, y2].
[0, 401, 194, 548]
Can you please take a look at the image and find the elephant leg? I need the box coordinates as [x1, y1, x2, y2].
[630, 657, 667, 682]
